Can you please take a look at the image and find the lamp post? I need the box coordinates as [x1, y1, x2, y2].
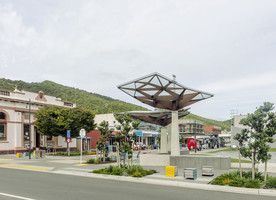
[28, 99, 31, 159]
[194, 121, 197, 153]
[79, 129, 86, 164]
[28, 99, 35, 159]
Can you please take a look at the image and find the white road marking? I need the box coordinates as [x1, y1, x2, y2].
[0, 192, 36, 200]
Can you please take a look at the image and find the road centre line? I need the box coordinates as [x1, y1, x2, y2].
[0, 192, 36, 200]
[0, 165, 48, 171]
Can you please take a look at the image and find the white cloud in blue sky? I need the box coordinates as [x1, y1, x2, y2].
[0, 0, 276, 120]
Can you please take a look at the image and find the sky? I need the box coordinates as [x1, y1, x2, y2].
[0, 0, 276, 121]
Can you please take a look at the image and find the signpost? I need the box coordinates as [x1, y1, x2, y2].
[79, 129, 86, 164]
[67, 130, 71, 157]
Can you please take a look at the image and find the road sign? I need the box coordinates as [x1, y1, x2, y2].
[79, 129, 86, 137]
[67, 130, 71, 138]
[66, 138, 71, 143]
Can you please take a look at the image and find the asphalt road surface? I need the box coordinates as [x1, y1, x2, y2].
[0, 168, 274, 200]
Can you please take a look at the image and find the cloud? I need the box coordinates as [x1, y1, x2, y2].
[0, 0, 276, 120]
[200, 70, 276, 93]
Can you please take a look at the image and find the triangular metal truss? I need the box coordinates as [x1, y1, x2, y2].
[117, 72, 214, 111]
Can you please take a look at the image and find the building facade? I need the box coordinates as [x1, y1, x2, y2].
[92, 113, 159, 148]
[177, 119, 204, 137]
[0, 88, 76, 154]
[231, 115, 276, 148]
[203, 125, 222, 136]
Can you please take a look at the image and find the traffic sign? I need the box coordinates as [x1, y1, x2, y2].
[67, 130, 71, 138]
[79, 129, 86, 137]
[66, 138, 71, 143]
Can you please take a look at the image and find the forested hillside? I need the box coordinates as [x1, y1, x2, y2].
[0, 78, 148, 114]
[0, 78, 230, 130]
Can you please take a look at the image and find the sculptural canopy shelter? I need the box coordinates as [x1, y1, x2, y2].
[115, 108, 190, 127]
[117, 72, 213, 111]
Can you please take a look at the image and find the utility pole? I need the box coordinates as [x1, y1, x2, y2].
[28, 99, 31, 159]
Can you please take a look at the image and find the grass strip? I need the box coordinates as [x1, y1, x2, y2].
[231, 158, 251, 163]
[209, 148, 235, 153]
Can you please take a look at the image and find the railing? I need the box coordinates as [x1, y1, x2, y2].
[0, 90, 10, 96]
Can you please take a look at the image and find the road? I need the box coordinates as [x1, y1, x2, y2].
[0, 168, 274, 200]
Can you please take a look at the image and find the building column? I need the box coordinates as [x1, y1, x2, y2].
[171, 111, 180, 156]
[168, 126, 171, 152]
[160, 127, 168, 153]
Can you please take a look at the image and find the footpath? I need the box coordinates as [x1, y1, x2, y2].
[0, 153, 275, 197]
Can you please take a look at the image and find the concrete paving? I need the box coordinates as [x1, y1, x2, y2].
[0, 149, 276, 197]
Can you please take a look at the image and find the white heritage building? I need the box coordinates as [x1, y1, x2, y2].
[0, 87, 77, 154]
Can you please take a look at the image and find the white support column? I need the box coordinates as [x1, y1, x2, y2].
[160, 127, 168, 153]
[168, 126, 171, 152]
[171, 111, 180, 156]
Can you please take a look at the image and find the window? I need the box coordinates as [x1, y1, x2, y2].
[0, 112, 5, 119]
[24, 124, 30, 141]
[0, 124, 5, 140]
[0, 112, 7, 140]
[46, 136, 53, 141]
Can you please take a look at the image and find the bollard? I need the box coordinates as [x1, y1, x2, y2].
[16, 153, 20, 158]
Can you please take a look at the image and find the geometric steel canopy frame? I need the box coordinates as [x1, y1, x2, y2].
[114, 108, 190, 127]
[117, 72, 214, 111]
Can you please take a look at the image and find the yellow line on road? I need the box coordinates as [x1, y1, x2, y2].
[0, 164, 49, 171]
[0, 159, 13, 161]
[76, 164, 88, 166]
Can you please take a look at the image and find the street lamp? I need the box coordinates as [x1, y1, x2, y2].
[28, 99, 35, 159]
[79, 128, 86, 164]
[194, 121, 197, 153]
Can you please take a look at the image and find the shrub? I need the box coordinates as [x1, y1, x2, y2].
[229, 179, 243, 187]
[265, 176, 276, 189]
[211, 177, 225, 185]
[106, 157, 112, 161]
[86, 158, 95, 164]
[91, 165, 156, 177]
[244, 179, 261, 189]
[110, 167, 123, 176]
[132, 171, 143, 177]
[242, 171, 264, 181]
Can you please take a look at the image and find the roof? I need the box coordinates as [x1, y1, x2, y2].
[117, 72, 213, 111]
[115, 108, 190, 126]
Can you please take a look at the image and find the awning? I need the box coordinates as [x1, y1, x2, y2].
[76, 136, 93, 139]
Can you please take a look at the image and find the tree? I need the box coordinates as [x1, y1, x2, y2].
[96, 121, 113, 162]
[115, 114, 140, 167]
[35, 106, 70, 137]
[237, 102, 276, 180]
[35, 106, 96, 138]
[234, 129, 249, 178]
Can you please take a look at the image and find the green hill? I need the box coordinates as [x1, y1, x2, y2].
[184, 113, 231, 131]
[0, 78, 148, 114]
[0, 78, 231, 130]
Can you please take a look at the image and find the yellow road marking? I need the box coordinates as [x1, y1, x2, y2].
[0, 164, 48, 171]
[76, 164, 88, 166]
[0, 159, 13, 161]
